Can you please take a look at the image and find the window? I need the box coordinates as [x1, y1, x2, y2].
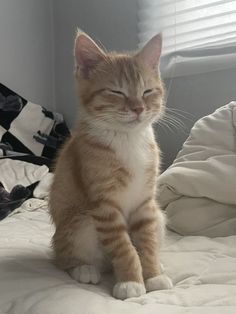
[138, 0, 236, 77]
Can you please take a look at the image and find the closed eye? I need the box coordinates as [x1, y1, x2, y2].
[107, 89, 126, 97]
[143, 89, 153, 97]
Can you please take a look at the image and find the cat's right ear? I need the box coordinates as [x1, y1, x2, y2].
[74, 30, 105, 78]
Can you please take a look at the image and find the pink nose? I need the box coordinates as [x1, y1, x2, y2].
[132, 106, 144, 115]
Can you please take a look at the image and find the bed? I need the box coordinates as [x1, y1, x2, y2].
[0, 87, 236, 313]
[0, 200, 236, 314]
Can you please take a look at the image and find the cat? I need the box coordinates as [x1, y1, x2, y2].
[49, 30, 173, 300]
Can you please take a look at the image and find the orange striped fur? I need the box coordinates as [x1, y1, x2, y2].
[49, 30, 171, 299]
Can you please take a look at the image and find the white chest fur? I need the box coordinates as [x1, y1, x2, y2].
[110, 127, 156, 218]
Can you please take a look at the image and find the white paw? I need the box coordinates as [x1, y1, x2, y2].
[69, 265, 101, 284]
[113, 281, 146, 300]
[145, 274, 173, 292]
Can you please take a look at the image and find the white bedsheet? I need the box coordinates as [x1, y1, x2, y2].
[0, 200, 236, 314]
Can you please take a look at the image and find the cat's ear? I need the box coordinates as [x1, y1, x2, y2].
[136, 33, 162, 69]
[74, 30, 105, 77]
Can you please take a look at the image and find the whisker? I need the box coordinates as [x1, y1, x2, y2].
[166, 107, 194, 114]
[154, 119, 175, 134]
[163, 114, 186, 128]
[165, 107, 195, 121]
[155, 109, 189, 133]
[161, 117, 186, 131]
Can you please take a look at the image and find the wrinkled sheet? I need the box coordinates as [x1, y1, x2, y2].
[0, 201, 236, 314]
[0, 158, 49, 192]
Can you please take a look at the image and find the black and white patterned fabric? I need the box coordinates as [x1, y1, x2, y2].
[0, 83, 70, 159]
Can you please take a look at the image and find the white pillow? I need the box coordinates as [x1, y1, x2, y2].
[158, 102, 236, 237]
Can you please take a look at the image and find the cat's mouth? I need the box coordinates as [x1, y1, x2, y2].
[114, 109, 153, 127]
[128, 117, 141, 124]
[117, 112, 143, 124]
[120, 116, 141, 125]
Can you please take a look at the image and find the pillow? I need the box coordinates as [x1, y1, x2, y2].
[0, 83, 70, 159]
[158, 102, 236, 237]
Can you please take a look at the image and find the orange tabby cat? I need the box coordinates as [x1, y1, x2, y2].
[50, 30, 173, 299]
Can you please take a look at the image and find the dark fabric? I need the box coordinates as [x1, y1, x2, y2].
[0, 83, 70, 160]
[0, 83, 27, 130]
[0, 83, 69, 220]
[1, 131, 34, 155]
[0, 182, 31, 220]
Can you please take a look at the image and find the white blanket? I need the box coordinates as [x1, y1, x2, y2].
[0, 201, 236, 313]
[0, 159, 49, 192]
[158, 102, 236, 237]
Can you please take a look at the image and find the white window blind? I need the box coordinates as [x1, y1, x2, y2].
[138, 0, 236, 77]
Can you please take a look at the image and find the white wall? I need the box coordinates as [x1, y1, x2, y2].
[53, 0, 138, 126]
[0, 0, 54, 109]
[0, 0, 138, 124]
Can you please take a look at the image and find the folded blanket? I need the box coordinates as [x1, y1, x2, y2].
[158, 102, 236, 237]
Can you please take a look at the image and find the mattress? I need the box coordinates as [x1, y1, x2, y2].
[0, 199, 236, 314]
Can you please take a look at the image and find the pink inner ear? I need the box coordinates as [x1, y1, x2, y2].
[137, 34, 162, 69]
[74, 33, 105, 76]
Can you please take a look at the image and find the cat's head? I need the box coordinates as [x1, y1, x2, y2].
[74, 30, 164, 131]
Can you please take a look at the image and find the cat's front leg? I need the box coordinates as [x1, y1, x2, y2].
[129, 199, 173, 292]
[92, 200, 146, 299]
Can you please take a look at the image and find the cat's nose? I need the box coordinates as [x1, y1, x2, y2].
[132, 106, 144, 115]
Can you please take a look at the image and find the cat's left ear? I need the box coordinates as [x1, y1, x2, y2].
[136, 33, 162, 69]
[74, 30, 106, 77]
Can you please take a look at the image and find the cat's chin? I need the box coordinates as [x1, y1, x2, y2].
[116, 117, 139, 124]
[123, 119, 153, 130]
[118, 116, 146, 125]
[123, 120, 146, 130]
[127, 119, 140, 125]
